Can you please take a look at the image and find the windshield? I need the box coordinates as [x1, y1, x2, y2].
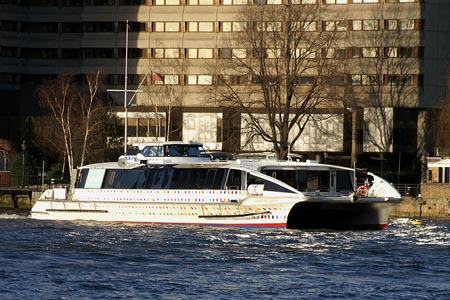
[141, 146, 163, 157]
[125, 146, 140, 155]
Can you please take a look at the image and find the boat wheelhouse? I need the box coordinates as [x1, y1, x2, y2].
[31, 160, 402, 229]
[117, 141, 211, 167]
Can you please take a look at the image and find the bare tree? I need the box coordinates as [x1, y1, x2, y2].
[37, 72, 106, 182]
[211, 3, 341, 159]
[79, 70, 105, 166]
[346, 4, 421, 168]
[37, 74, 77, 180]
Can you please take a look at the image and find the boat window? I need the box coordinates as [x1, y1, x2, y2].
[306, 171, 330, 192]
[225, 169, 243, 190]
[247, 174, 264, 185]
[170, 168, 209, 189]
[103, 169, 147, 189]
[186, 145, 201, 156]
[166, 145, 185, 156]
[264, 170, 297, 189]
[205, 168, 226, 189]
[336, 170, 353, 192]
[84, 169, 106, 189]
[141, 146, 163, 157]
[89, 166, 229, 190]
[76, 169, 89, 188]
[264, 180, 295, 193]
[144, 169, 164, 189]
[125, 146, 140, 155]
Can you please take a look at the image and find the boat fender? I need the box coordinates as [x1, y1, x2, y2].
[356, 185, 369, 197]
[117, 157, 129, 167]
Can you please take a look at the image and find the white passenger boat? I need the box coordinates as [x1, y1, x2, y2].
[31, 159, 402, 229]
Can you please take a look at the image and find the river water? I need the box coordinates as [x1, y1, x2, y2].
[0, 213, 449, 300]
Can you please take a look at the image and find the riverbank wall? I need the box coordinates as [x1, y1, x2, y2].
[391, 183, 450, 218]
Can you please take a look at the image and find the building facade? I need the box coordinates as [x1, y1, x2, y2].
[0, 0, 449, 163]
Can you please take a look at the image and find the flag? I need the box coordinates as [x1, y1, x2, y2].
[151, 72, 164, 81]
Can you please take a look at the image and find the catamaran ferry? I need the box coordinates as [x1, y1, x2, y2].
[31, 158, 402, 230]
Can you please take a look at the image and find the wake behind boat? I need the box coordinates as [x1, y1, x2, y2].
[31, 155, 402, 230]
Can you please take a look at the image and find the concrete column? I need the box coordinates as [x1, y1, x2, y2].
[417, 110, 430, 183]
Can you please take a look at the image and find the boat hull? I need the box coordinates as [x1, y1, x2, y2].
[31, 197, 395, 230]
[30, 199, 291, 228]
[287, 201, 394, 230]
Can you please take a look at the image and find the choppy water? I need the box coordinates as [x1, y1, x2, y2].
[0, 213, 449, 300]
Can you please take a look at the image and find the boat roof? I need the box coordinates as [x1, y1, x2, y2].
[130, 141, 204, 148]
[80, 159, 355, 173]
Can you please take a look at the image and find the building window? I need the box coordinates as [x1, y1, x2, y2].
[183, 113, 223, 149]
[0, 20, 18, 31]
[0, 73, 15, 83]
[353, 0, 379, 2]
[84, 22, 114, 32]
[385, 47, 418, 58]
[119, 48, 146, 59]
[154, 0, 180, 5]
[399, 20, 415, 30]
[21, 48, 58, 59]
[153, 22, 180, 32]
[62, 22, 82, 33]
[324, 0, 347, 4]
[233, 49, 247, 59]
[187, 22, 214, 32]
[384, 74, 414, 86]
[153, 48, 180, 58]
[296, 48, 317, 59]
[84, 0, 115, 5]
[222, 0, 247, 4]
[266, 49, 282, 58]
[220, 48, 241, 59]
[83, 48, 114, 58]
[220, 22, 246, 32]
[119, 0, 146, 5]
[352, 20, 378, 31]
[362, 47, 378, 58]
[20, 22, 58, 33]
[164, 75, 179, 85]
[61, 48, 82, 59]
[256, 21, 282, 32]
[219, 75, 249, 85]
[302, 21, 317, 32]
[0, 47, 18, 57]
[187, 48, 214, 59]
[187, 75, 213, 85]
[300, 76, 316, 85]
[386, 19, 398, 30]
[119, 22, 146, 32]
[188, 0, 214, 4]
[351, 74, 379, 86]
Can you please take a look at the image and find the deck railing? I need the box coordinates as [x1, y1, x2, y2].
[392, 184, 421, 197]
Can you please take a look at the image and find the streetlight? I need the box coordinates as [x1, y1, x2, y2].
[21, 140, 26, 187]
[124, 20, 129, 154]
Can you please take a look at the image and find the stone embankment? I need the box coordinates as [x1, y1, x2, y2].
[392, 183, 450, 218]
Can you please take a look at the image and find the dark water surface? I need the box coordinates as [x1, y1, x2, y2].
[0, 213, 449, 300]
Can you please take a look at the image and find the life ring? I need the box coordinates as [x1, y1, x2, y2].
[356, 185, 369, 197]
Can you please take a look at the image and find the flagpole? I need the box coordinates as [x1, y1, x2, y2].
[123, 20, 129, 154]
